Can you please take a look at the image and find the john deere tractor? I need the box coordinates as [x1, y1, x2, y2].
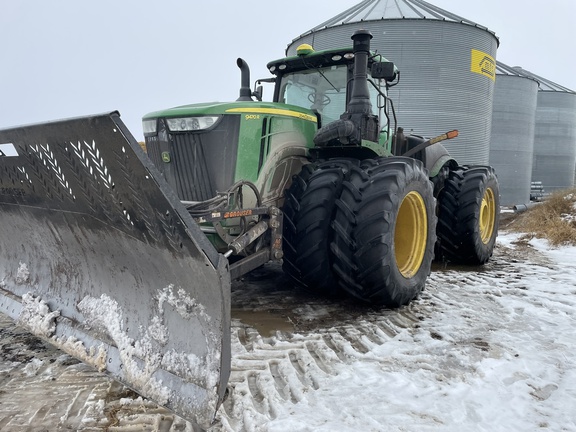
[142, 29, 499, 305]
[0, 29, 499, 429]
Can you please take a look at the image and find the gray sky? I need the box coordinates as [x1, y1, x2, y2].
[1, 0, 574, 141]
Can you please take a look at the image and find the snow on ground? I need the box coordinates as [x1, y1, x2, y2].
[216, 232, 576, 432]
[1, 230, 576, 431]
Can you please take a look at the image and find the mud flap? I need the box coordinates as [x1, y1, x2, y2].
[0, 112, 230, 429]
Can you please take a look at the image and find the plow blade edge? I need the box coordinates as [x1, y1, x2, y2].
[0, 112, 231, 429]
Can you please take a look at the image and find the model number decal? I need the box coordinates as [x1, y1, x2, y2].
[226, 107, 317, 123]
[224, 209, 253, 218]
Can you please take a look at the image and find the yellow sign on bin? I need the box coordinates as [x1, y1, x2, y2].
[470, 49, 496, 81]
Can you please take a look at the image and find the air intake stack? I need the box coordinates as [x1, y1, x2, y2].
[341, 30, 379, 144]
[313, 29, 379, 147]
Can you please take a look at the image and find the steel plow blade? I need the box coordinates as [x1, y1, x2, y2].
[0, 112, 231, 430]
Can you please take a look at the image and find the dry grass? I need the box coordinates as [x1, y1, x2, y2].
[508, 188, 576, 246]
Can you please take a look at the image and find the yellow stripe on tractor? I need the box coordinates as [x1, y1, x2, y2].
[225, 107, 318, 123]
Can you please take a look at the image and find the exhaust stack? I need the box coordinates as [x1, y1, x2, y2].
[343, 29, 380, 143]
[236, 58, 253, 101]
[348, 30, 374, 115]
[313, 29, 380, 147]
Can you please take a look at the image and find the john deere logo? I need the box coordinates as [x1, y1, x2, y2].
[162, 151, 171, 163]
[470, 49, 495, 81]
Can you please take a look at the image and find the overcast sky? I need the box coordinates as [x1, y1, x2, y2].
[1, 0, 574, 141]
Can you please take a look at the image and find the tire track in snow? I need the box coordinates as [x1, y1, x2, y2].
[213, 274, 431, 431]
[214, 240, 576, 430]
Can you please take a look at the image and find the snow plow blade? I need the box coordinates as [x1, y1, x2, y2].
[0, 112, 231, 429]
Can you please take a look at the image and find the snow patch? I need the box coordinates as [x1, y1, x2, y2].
[54, 336, 108, 372]
[561, 207, 576, 223]
[147, 315, 168, 345]
[161, 349, 213, 389]
[527, 237, 576, 266]
[22, 358, 44, 377]
[75, 287, 221, 418]
[156, 284, 220, 392]
[157, 284, 211, 322]
[80, 399, 106, 424]
[18, 293, 60, 338]
[16, 262, 30, 284]
[77, 293, 171, 406]
[119, 396, 144, 406]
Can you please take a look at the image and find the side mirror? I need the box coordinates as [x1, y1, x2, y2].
[371, 62, 396, 81]
[252, 78, 275, 102]
[252, 85, 263, 101]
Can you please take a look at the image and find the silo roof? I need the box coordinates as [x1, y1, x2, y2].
[496, 61, 540, 84]
[496, 62, 528, 77]
[510, 67, 575, 93]
[302, 0, 497, 38]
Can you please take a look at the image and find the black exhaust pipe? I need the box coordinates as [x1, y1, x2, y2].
[313, 29, 380, 147]
[236, 58, 253, 101]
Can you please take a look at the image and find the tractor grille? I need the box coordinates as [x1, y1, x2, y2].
[146, 115, 240, 201]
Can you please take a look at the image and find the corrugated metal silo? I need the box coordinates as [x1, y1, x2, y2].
[489, 62, 538, 206]
[513, 68, 576, 193]
[287, 0, 499, 165]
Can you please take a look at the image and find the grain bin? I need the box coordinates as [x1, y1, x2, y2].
[513, 68, 576, 193]
[287, 0, 499, 165]
[489, 62, 538, 206]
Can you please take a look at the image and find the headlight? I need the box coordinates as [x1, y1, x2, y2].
[142, 119, 157, 135]
[166, 116, 220, 132]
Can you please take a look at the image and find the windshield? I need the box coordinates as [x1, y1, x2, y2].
[278, 64, 383, 126]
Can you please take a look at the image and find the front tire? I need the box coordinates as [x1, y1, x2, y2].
[282, 160, 356, 295]
[435, 166, 500, 264]
[331, 157, 436, 306]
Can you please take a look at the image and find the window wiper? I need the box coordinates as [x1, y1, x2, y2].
[301, 57, 340, 93]
[317, 69, 339, 93]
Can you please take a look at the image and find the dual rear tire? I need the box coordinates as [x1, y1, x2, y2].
[283, 157, 436, 307]
[435, 166, 500, 264]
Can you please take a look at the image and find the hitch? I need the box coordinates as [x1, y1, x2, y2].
[191, 204, 284, 280]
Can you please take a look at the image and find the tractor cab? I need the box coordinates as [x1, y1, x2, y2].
[266, 44, 398, 142]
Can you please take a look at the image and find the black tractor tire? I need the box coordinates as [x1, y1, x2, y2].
[435, 166, 500, 264]
[282, 159, 357, 295]
[330, 157, 437, 307]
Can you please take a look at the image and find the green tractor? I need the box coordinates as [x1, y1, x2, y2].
[142, 29, 499, 306]
[0, 29, 499, 429]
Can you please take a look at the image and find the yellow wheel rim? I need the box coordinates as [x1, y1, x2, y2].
[479, 187, 496, 244]
[395, 191, 428, 278]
